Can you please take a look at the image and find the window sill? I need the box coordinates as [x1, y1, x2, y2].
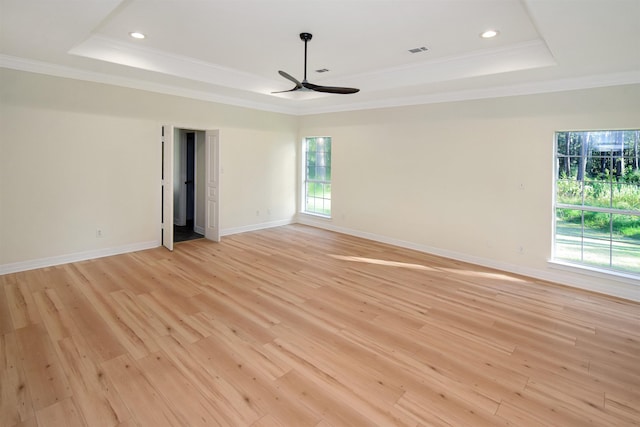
[548, 260, 640, 285]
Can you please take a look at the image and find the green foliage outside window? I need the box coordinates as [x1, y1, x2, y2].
[555, 130, 640, 274]
[304, 137, 332, 216]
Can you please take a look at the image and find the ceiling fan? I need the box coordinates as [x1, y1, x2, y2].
[273, 33, 360, 95]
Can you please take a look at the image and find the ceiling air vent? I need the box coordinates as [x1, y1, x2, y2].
[408, 46, 429, 53]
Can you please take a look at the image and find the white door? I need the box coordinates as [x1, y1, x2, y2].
[205, 130, 220, 242]
[161, 125, 174, 250]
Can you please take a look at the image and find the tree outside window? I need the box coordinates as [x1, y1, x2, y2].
[303, 137, 332, 217]
[555, 130, 640, 275]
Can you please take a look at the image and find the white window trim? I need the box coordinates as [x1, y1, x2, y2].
[548, 259, 640, 286]
[551, 129, 640, 281]
[301, 137, 332, 218]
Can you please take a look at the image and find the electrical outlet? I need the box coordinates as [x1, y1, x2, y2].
[96, 228, 103, 238]
[256, 210, 260, 216]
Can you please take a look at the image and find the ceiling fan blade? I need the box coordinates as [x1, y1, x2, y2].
[302, 82, 360, 94]
[271, 87, 300, 94]
[278, 70, 301, 86]
[273, 70, 304, 93]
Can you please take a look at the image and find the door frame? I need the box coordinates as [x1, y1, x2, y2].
[162, 125, 220, 249]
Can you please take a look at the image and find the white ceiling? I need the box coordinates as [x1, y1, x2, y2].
[1, 0, 639, 115]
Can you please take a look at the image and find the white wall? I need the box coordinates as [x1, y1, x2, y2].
[1, 68, 638, 300]
[298, 84, 640, 301]
[220, 127, 298, 231]
[0, 69, 298, 270]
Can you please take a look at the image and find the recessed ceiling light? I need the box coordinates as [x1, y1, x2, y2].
[129, 32, 146, 40]
[480, 30, 499, 39]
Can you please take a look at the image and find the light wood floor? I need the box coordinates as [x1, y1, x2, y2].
[1, 225, 639, 426]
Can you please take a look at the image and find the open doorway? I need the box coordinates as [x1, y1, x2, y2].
[174, 130, 205, 242]
[162, 125, 219, 251]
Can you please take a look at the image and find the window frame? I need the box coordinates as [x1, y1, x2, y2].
[301, 136, 332, 218]
[552, 129, 640, 279]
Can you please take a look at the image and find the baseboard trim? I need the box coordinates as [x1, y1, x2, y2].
[0, 217, 297, 275]
[296, 216, 640, 302]
[3, 218, 637, 302]
[220, 218, 296, 237]
[0, 240, 160, 275]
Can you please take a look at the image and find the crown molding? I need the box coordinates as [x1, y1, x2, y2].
[68, 35, 287, 95]
[0, 54, 297, 115]
[2, 54, 639, 117]
[296, 70, 640, 115]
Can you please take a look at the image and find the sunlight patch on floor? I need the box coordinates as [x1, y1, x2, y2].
[328, 254, 526, 282]
[328, 254, 436, 271]
[440, 268, 526, 282]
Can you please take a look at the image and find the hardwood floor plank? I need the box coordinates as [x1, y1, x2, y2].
[109, 289, 163, 355]
[20, 269, 51, 294]
[496, 387, 607, 427]
[191, 335, 320, 426]
[137, 292, 205, 345]
[136, 351, 230, 427]
[269, 324, 407, 405]
[248, 414, 288, 427]
[35, 398, 86, 427]
[605, 390, 640, 424]
[8, 417, 38, 427]
[523, 377, 618, 426]
[72, 261, 123, 294]
[98, 255, 161, 296]
[0, 332, 34, 425]
[5, 282, 41, 330]
[54, 335, 130, 426]
[49, 265, 127, 362]
[32, 289, 76, 342]
[1, 224, 638, 426]
[199, 314, 289, 381]
[396, 389, 511, 427]
[335, 327, 506, 414]
[275, 369, 393, 427]
[15, 324, 71, 410]
[100, 354, 182, 427]
[151, 259, 205, 298]
[276, 340, 413, 426]
[193, 285, 280, 330]
[70, 265, 162, 361]
[0, 277, 15, 334]
[157, 336, 264, 427]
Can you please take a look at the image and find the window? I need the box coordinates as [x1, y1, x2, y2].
[303, 137, 332, 217]
[554, 130, 640, 276]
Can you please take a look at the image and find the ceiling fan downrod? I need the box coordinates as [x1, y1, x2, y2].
[300, 32, 312, 82]
[272, 32, 360, 95]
